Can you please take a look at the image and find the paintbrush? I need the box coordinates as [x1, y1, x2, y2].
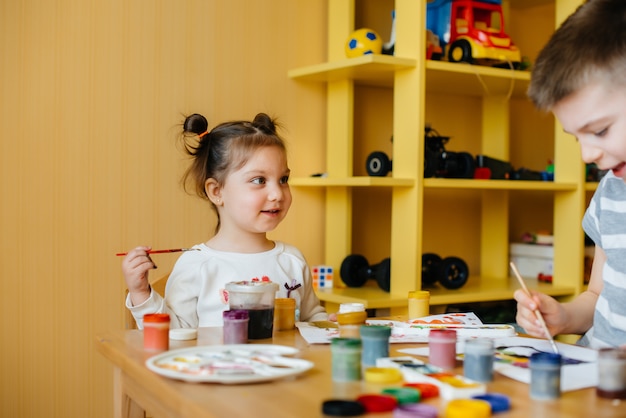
[115, 248, 200, 256]
[510, 261, 560, 355]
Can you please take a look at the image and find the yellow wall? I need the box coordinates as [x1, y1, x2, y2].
[0, 1, 326, 417]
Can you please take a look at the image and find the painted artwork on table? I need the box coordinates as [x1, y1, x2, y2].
[490, 336, 598, 391]
[296, 312, 516, 344]
[494, 343, 587, 368]
[397, 336, 599, 392]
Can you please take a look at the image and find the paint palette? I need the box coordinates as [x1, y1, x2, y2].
[146, 344, 314, 384]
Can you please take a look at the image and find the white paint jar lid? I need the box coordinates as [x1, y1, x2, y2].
[169, 328, 198, 340]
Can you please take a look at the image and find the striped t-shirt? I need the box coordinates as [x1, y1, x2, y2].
[581, 171, 626, 348]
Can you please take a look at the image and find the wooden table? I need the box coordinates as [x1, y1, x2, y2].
[95, 327, 625, 418]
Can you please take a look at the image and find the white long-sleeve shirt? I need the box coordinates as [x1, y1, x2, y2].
[126, 241, 328, 329]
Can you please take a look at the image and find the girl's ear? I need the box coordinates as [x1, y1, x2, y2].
[205, 178, 222, 206]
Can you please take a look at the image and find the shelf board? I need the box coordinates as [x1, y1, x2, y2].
[424, 178, 577, 191]
[290, 176, 414, 187]
[290, 55, 531, 97]
[315, 276, 575, 309]
[428, 276, 575, 306]
[510, 0, 553, 9]
[426, 60, 530, 98]
[288, 55, 416, 88]
[292, 177, 578, 190]
[315, 284, 409, 309]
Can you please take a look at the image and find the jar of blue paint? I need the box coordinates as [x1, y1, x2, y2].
[529, 352, 562, 400]
[360, 325, 392, 371]
[463, 338, 494, 382]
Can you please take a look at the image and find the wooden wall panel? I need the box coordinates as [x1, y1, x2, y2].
[0, 1, 326, 417]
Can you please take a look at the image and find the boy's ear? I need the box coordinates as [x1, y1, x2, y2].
[205, 178, 222, 206]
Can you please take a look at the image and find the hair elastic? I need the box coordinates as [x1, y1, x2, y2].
[197, 130, 208, 138]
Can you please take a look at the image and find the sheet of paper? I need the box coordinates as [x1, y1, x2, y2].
[295, 321, 340, 344]
[296, 313, 485, 344]
[296, 312, 518, 344]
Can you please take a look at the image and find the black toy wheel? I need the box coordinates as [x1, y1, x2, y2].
[366, 151, 392, 177]
[438, 257, 469, 289]
[340, 254, 369, 287]
[421, 253, 442, 285]
[374, 258, 391, 292]
[448, 39, 473, 64]
[458, 152, 475, 178]
[451, 151, 476, 178]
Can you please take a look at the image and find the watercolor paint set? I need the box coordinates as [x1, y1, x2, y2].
[376, 356, 486, 400]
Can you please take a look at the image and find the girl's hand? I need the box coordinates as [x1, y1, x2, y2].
[121, 246, 156, 306]
[514, 289, 565, 338]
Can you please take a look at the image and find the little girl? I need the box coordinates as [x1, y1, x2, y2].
[122, 112, 328, 328]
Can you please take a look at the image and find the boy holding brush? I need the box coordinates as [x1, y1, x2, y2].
[514, 0, 626, 349]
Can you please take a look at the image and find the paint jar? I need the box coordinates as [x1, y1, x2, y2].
[331, 338, 362, 382]
[225, 280, 279, 339]
[597, 347, 626, 399]
[143, 313, 170, 351]
[336, 303, 367, 339]
[529, 352, 562, 400]
[428, 329, 457, 370]
[222, 309, 249, 344]
[360, 325, 392, 371]
[274, 298, 296, 331]
[407, 290, 430, 319]
[463, 338, 494, 382]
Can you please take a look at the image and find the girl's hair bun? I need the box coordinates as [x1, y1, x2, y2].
[183, 113, 209, 135]
[252, 113, 277, 135]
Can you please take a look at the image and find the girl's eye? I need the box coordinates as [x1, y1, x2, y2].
[280, 176, 290, 184]
[594, 127, 608, 137]
[251, 177, 266, 185]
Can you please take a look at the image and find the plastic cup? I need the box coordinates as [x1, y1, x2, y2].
[225, 280, 279, 339]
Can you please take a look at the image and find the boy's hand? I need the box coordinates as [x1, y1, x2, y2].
[514, 289, 565, 338]
[122, 246, 156, 306]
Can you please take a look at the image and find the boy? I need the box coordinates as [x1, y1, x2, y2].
[514, 0, 626, 348]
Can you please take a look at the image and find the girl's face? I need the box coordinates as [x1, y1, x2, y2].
[552, 79, 626, 181]
[218, 145, 292, 236]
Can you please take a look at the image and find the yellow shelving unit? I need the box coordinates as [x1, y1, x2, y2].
[289, 0, 585, 313]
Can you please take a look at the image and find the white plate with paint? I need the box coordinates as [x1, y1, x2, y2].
[146, 344, 314, 384]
